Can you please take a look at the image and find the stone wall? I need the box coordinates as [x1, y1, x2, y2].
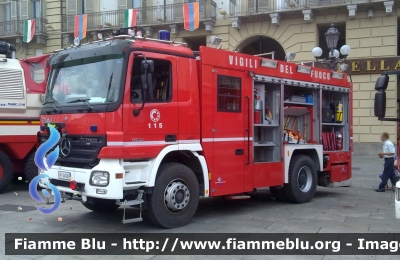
[345, 10, 397, 153]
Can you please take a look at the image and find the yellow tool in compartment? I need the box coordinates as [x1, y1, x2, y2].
[336, 101, 343, 123]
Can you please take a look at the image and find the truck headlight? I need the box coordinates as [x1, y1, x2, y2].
[90, 171, 109, 187]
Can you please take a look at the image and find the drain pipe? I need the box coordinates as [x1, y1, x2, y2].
[60, 0, 64, 49]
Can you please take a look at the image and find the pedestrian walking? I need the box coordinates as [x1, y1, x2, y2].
[376, 132, 397, 192]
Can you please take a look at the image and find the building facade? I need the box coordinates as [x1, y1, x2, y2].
[0, 0, 398, 155]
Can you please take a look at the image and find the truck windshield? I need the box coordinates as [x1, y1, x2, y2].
[44, 54, 123, 107]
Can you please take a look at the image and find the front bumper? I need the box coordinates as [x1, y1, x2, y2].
[39, 159, 126, 200]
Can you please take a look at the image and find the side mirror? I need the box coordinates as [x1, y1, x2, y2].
[134, 57, 154, 117]
[142, 60, 154, 73]
[375, 74, 389, 91]
[374, 91, 386, 118]
[141, 73, 153, 101]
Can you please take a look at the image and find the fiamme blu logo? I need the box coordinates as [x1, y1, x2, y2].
[29, 124, 62, 214]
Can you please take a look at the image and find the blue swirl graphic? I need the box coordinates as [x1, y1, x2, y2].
[29, 174, 61, 214]
[34, 124, 60, 171]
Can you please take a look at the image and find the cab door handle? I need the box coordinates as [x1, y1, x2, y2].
[165, 135, 177, 142]
[235, 149, 244, 155]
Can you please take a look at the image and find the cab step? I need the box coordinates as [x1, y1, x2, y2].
[116, 190, 144, 224]
[224, 195, 251, 200]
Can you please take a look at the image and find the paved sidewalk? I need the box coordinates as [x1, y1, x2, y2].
[0, 156, 398, 260]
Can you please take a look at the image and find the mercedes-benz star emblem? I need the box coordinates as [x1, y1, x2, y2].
[60, 138, 71, 157]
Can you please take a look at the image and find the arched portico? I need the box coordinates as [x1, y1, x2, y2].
[235, 35, 286, 61]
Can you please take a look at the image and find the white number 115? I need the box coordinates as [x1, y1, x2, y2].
[148, 123, 163, 129]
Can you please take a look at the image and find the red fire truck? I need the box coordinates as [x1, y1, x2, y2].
[0, 41, 50, 192]
[38, 31, 352, 228]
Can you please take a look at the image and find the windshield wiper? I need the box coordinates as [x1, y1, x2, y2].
[67, 99, 94, 111]
[43, 101, 60, 113]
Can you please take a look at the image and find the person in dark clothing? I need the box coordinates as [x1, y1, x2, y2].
[376, 132, 397, 192]
[379, 156, 398, 191]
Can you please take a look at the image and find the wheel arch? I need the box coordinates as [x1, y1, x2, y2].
[0, 143, 35, 160]
[148, 144, 209, 197]
[284, 145, 323, 183]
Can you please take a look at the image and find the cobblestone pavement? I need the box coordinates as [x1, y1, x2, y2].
[0, 156, 398, 260]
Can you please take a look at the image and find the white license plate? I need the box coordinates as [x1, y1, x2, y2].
[58, 171, 71, 180]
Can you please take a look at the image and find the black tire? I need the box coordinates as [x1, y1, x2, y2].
[81, 198, 120, 212]
[0, 151, 14, 192]
[282, 155, 317, 203]
[270, 186, 287, 202]
[24, 152, 38, 183]
[146, 163, 199, 229]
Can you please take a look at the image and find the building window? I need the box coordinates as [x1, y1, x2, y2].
[217, 75, 241, 112]
[132, 0, 140, 8]
[35, 49, 42, 56]
[81, 0, 86, 13]
[182, 36, 206, 51]
[317, 23, 346, 59]
[2, 0, 11, 21]
[33, 0, 40, 18]
[30, 62, 45, 84]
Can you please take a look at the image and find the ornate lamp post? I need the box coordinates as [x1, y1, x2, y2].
[312, 24, 351, 71]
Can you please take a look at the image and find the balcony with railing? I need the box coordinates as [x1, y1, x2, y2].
[62, 1, 217, 34]
[229, 0, 271, 15]
[0, 18, 47, 41]
[229, 0, 387, 16]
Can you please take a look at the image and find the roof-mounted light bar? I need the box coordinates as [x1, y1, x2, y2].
[332, 71, 344, 80]
[260, 59, 278, 69]
[297, 65, 311, 74]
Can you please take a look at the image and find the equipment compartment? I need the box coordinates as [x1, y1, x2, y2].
[254, 146, 280, 163]
[321, 88, 350, 151]
[283, 85, 315, 107]
[282, 84, 320, 145]
[253, 82, 281, 163]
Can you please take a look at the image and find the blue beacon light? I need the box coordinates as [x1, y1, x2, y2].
[90, 125, 97, 132]
[158, 30, 170, 41]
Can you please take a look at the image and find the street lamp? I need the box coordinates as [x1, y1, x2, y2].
[312, 23, 351, 71]
[325, 23, 340, 55]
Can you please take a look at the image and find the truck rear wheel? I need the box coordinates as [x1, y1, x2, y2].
[282, 155, 317, 203]
[24, 152, 38, 183]
[0, 151, 14, 192]
[146, 163, 199, 229]
[81, 198, 120, 212]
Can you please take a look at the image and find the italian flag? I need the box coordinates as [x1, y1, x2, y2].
[124, 9, 137, 27]
[23, 19, 35, 43]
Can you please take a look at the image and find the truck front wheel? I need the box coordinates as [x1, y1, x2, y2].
[24, 152, 38, 183]
[146, 163, 199, 229]
[81, 198, 120, 212]
[0, 152, 14, 192]
[282, 155, 317, 203]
